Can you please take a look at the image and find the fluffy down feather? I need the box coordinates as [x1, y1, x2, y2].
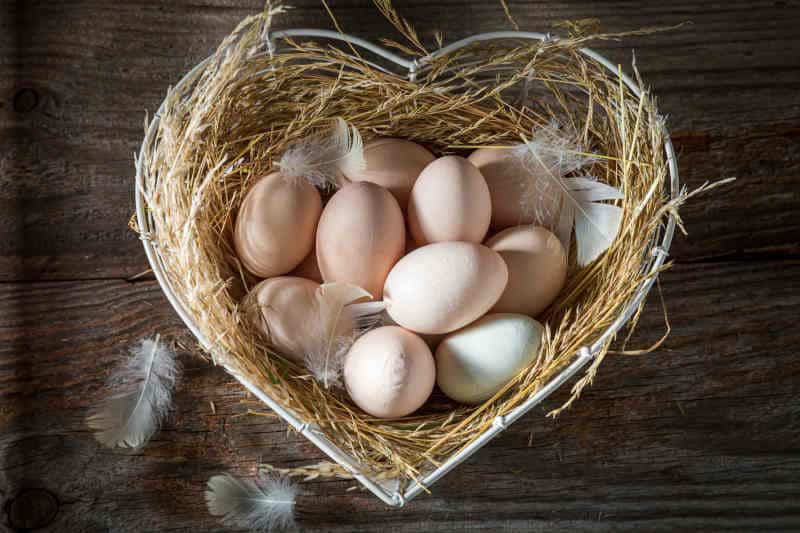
[86, 335, 179, 449]
[278, 117, 365, 189]
[206, 473, 298, 532]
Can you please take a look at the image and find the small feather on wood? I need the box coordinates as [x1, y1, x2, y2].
[86, 334, 179, 449]
[206, 473, 298, 532]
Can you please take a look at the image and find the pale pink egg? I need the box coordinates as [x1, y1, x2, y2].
[316, 182, 405, 299]
[342, 138, 435, 209]
[487, 226, 566, 316]
[468, 147, 562, 230]
[383, 242, 508, 334]
[246, 276, 358, 364]
[246, 277, 330, 363]
[234, 172, 322, 278]
[344, 326, 435, 418]
[407, 156, 491, 245]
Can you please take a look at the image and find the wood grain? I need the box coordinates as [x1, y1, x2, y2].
[1, 0, 799, 280]
[1, 261, 799, 531]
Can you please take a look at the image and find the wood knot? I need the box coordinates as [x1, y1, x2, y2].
[13, 89, 39, 113]
[5, 488, 59, 530]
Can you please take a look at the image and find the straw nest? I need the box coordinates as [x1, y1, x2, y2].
[136, 4, 685, 483]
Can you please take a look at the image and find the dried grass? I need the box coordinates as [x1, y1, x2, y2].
[136, 5, 682, 484]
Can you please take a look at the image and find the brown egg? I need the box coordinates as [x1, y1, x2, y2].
[234, 172, 322, 278]
[342, 138, 435, 209]
[487, 226, 567, 316]
[468, 147, 561, 230]
[407, 156, 491, 245]
[245, 277, 341, 363]
[343, 326, 435, 418]
[383, 242, 508, 334]
[316, 182, 405, 299]
[291, 242, 323, 283]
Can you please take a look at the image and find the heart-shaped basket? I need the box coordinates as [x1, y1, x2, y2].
[135, 13, 679, 506]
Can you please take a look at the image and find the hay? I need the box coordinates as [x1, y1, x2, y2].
[136, 4, 680, 484]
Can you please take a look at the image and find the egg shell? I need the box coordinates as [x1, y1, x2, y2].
[246, 276, 352, 364]
[468, 147, 561, 230]
[234, 172, 322, 277]
[383, 241, 508, 334]
[344, 326, 435, 418]
[407, 156, 491, 245]
[291, 242, 323, 283]
[316, 182, 405, 299]
[487, 226, 567, 317]
[436, 313, 543, 404]
[342, 138, 435, 209]
[382, 311, 444, 350]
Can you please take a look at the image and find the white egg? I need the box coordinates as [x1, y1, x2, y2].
[436, 313, 543, 404]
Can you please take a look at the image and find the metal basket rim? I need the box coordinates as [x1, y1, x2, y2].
[134, 29, 680, 507]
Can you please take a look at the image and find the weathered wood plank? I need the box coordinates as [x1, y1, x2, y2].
[1, 0, 799, 280]
[2, 260, 798, 531]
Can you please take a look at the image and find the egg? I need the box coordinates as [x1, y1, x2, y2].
[468, 147, 561, 230]
[316, 182, 405, 299]
[436, 313, 543, 404]
[382, 311, 444, 350]
[245, 276, 351, 363]
[344, 326, 435, 418]
[342, 138, 435, 208]
[291, 242, 323, 282]
[487, 226, 567, 316]
[407, 156, 491, 245]
[234, 172, 322, 277]
[383, 242, 508, 334]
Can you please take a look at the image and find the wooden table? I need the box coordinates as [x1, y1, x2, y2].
[2, 1, 799, 531]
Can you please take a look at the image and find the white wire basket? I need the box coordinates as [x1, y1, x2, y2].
[135, 28, 679, 507]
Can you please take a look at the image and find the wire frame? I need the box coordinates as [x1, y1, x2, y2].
[135, 29, 680, 507]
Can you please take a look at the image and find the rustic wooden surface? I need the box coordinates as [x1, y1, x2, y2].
[1, 1, 799, 531]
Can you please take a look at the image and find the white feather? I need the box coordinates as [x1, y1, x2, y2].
[558, 176, 624, 266]
[304, 283, 385, 388]
[511, 122, 596, 228]
[347, 301, 387, 331]
[277, 117, 365, 189]
[86, 335, 179, 449]
[205, 473, 298, 532]
[516, 124, 623, 266]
